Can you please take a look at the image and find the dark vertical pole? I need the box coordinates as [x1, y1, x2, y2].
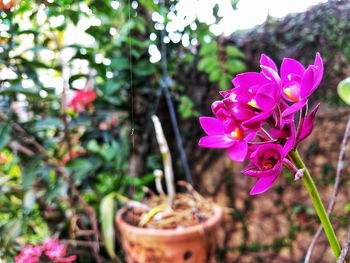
[159, 0, 194, 185]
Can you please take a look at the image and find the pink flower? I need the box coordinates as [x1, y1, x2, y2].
[198, 52, 322, 195]
[68, 89, 97, 113]
[198, 117, 255, 162]
[296, 104, 320, 144]
[223, 72, 281, 129]
[242, 143, 284, 195]
[261, 53, 323, 117]
[15, 245, 43, 263]
[43, 238, 77, 263]
[44, 238, 66, 259]
[15, 239, 76, 263]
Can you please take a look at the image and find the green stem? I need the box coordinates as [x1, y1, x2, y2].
[289, 150, 341, 260]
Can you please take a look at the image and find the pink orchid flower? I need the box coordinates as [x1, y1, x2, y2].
[260, 53, 323, 117]
[242, 128, 295, 195]
[198, 52, 322, 195]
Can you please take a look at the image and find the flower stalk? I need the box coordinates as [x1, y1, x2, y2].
[289, 149, 341, 260]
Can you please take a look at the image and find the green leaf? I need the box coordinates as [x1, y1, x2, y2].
[66, 158, 94, 178]
[337, 78, 350, 105]
[22, 156, 41, 191]
[138, 0, 160, 12]
[110, 58, 130, 71]
[183, 54, 195, 63]
[2, 220, 22, 248]
[34, 118, 61, 131]
[209, 69, 221, 82]
[26, 45, 50, 52]
[230, 0, 239, 9]
[0, 85, 39, 97]
[124, 36, 149, 49]
[344, 203, 350, 212]
[178, 95, 199, 119]
[18, 29, 39, 36]
[219, 75, 230, 90]
[100, 142, 118, 161]
[102, 96, 122, 106]
[139, 173, 156, 185]
[67, 156, 102, 180]
[226, 46, 245, 58]
[227, 59, 246, 74]
[100, 192, 117, 260]
[198, 56, 220, 72]
[199, 42, 218, 56]
[0, 122, 11, 150]
[102, 81, 122, 96]
[87, 140, 100, 153]
[133, 61, 156, 76]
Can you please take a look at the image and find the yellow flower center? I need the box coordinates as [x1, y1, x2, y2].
[247, 99, 260, 109]
[230, 128, 243, 140]
[284, 88, 299, 102]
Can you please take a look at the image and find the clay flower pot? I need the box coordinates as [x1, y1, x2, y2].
[116, 205, 223, 263]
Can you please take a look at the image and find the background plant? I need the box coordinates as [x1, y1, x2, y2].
[0, 0, 245, 262]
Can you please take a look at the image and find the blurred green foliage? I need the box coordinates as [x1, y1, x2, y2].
[338, 77, 350, 105]
[0, 0, 245, 261]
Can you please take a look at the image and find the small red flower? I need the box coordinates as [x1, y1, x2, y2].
[0, 0, 17, 10]
[0, 153, 9, 164]
[60, 150, 82, 166]
[68, 89, 97, 113]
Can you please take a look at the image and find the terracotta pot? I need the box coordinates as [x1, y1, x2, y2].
[116, 205, 223, 263]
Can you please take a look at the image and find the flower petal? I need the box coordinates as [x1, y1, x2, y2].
[243, 163, 281, 178]
[312, 52, 323, 89]
[260, 54, 278, 73]
[231, 102, 256, 121]
[297, 103, 320, 144]
[255, 83, 280, 111]
[249, 172, 280, 195]
[300, 66, 317, 98]
[199, 117, 224, 135]
[281, 98, 308, 118]
[228, 140, 247, 162]
[260, 65, 281, 86]
[242, 109, 274, 126]
[244, 131, 257, 142]
[232, 72, 269, 90]
[198, 135, 234, 148]
[281, 58, 305, 80]
[282, 123, 296, 155]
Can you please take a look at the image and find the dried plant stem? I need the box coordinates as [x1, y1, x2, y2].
[289, 150, 341, 261]
[154, 169, 165, 195]
[305, 115, 350, 263]
[151, 115, 175, 209]
[338, 227, 350, 263]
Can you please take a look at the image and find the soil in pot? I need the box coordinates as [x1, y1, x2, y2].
[117, 192, 223, 263]
[123, 193, 215, 229]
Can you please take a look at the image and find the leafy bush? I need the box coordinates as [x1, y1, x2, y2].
[0, 0, 244, 261]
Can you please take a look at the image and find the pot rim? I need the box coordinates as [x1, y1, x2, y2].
[116, 204, 222, 239]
